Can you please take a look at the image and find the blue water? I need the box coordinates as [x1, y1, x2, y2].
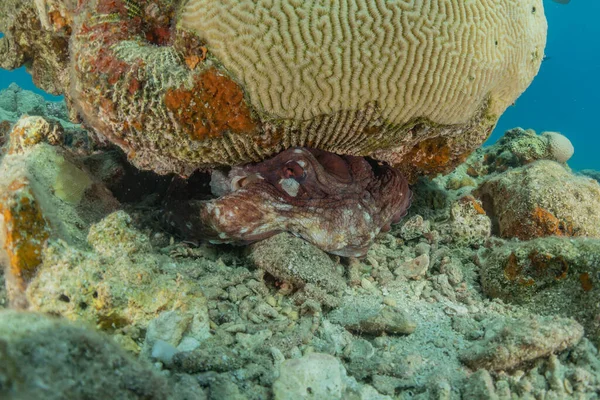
[1, 0, 598, 169]
[490, 0, 600, 171]
[0, 32, 62, 101]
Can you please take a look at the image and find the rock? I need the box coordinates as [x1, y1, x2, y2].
[272, 353, 346, 400]
[249, 233, 346, 308]
[0, 120, 10, 148]
[399, 215, 430, 241]
[0, 83, 45, 117]
[579, 169, 600, 184]
[87, 210, 152, 257]
[142, 310, 210, 360]
[0, 117, 118, 301]
[459, 314, 583, 371]
[393, 254, 430, 280]
[0, 84, 74, 128]
[0, 310, 171, 400]
[439, 258, 465, 286]
[462, 370, 497, 400]
[353, 384, 393, 400]
[172, 340, 245, 373]
[481, 237, 600, 346]
[13, 87, 46, 117]
[313, 320, 354, 356]
[475, 160, 600, 240]
[151, 339, 179, 365]
[5, 115, 63, 154]
[343, 339, 376, 363]
[24, 214, 209, 350]
[328, 296, 416, 335]
[439, 196, 491, 247]
[458, 128, 571, 179]
[445, 175, 476, 191]
[0, 83, 20, 113]
[208, 375, 249, 400]
[0, 269, 6, 308]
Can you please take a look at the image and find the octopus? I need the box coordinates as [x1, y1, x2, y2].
[166, 147, 411, 257]
[0, 0, 545, 256]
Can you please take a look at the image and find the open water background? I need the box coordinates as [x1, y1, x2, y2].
[0, 0, 598, 169]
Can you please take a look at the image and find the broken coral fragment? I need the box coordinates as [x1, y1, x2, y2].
[481, 237, 600, 346]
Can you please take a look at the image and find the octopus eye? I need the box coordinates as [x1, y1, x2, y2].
[231, 174, 263, 191]
[231, 176, 248, 191]
[282, 161, 306, 181]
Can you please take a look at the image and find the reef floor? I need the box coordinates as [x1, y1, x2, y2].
[1, 87, 600, 400]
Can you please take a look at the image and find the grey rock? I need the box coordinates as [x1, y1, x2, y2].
[399, 215, 430, 241]
[460, 314, 583, 371]
[273, 353, 346, 400]
[393, 254, 430, 280]
[462, 370, 497, 400]
[249, 233, 346, 307]
[328, 296, 416, 335]
[0, 310, 170, 400]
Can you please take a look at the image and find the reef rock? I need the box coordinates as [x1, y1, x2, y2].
[579, 169, 600, 184]
[25, 211, 210, 353]
[474, 160, 600, 240]
[456, 128, 575, 181]
[0, 83, 74, 128]
[273, 353, 347, 400]
[328, 295, 417, 335]
[0, 83, 46, 120]
[0, 116, 118, 301]
[437, 195, 491, 247]
[481, 237, 600, 346]
[460, 313, 583, 371]
[249, 233, 347, 308]
[0, 310, 182, 400]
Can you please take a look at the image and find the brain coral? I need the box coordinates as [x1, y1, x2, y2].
[178, 0, 546, 170]
[181, 0, 545, 125]
[62, 0, 546, 177]
[542, 131, 574, 163]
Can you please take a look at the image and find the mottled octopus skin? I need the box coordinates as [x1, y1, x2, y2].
[166, 148, 411, 257]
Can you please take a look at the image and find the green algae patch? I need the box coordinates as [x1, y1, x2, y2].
[53, 157, 92, 205]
